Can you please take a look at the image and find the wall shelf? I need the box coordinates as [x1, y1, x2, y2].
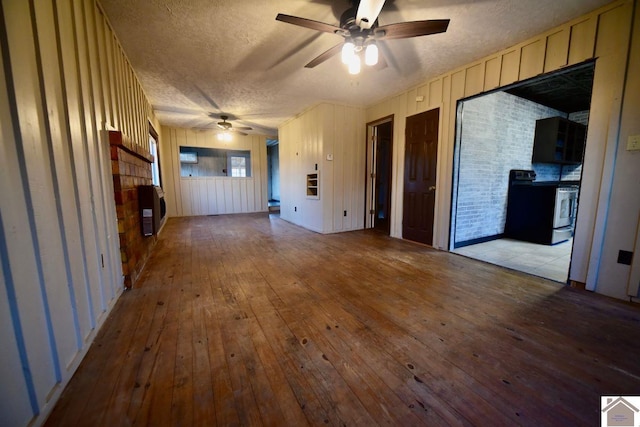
[306, 172, 319, 199]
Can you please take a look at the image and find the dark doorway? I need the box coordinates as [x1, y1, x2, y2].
[267, 139, 280, 213]
[373, 121, 393, 233]
[403, 108, 439, 245]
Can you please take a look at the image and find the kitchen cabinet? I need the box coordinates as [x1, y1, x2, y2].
[532, 117, 586, 164]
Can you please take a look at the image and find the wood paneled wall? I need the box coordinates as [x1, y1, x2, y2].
[279, 103, 366, 234]
[365, 0, 637, 299]
[160, 127, 269, 217]
[0, 0, 155, 425]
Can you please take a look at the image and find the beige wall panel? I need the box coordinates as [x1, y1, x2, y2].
[519, 39, 545, 80]
[428, 79, 442, 108]
[484, 56, 501, 91]
[34, 0, 88, 366]
[55, 0, 98, 341]
[5, 1, 78, 408]
[436, 71, 465, 249]
[544, 29, 570, 72]
[417, 83, 429, 113]
[390, 93, 408, 239]
[0, 266, 33, 426]
[406, 87, 418, 117]
[181, 180, 193, 216]
[205, 179, 217, 214]
[568, 18, 597, 65]
[88, 2, 122, 301]
[95, 9, 113, 127]
[246, 178, 256, 212]
[73, 0, 110, 316]
[500, 50, 520, 86]
[576, 2, 634, 296]
[464, 63, 484, 97]
[0, 4, 56, 419]
[197, 179, 209, 215]
[214, 179, 226, 214]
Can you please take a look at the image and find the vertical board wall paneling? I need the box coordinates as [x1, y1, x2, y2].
[75, 0, 110, 314]
[544, 29, 570, 72]
[3, 1, 66, 409]
[579, 3, 633, 293]
[519, 39, 546, 80]
[278, 103, 365, 233]
[483, 56, 502, 91]
[56, 0, 101, 340]
[0, 3, 50, 422]
[68, 0, 104, 324]
[161, 127, 269, 217]
[33, 0, 86, 367]
[1, 0, 155, 424]
[568, 17, 598, 66]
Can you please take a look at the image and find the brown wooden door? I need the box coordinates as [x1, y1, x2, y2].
[403, 109, 439, 245]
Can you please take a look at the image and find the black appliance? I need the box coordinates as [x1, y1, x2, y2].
[505, 170, 578, 245]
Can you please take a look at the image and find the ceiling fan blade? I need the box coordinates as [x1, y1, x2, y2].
[235, 126, 252, 131]
[234, 130, 249, 136]
[305, 43, 343, 68]
[276, 14, 342, 34]
[376, 19, 450, 40]
[356, 0, 386, 30]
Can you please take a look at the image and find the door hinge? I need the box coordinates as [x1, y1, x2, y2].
[369, 209, 375, 214]
[370, 173, 376, 178]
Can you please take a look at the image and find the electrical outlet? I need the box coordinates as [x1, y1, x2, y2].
[294, 206, 297, 212]
[627, 135, 640, 151]
[343, 210, 347, 217]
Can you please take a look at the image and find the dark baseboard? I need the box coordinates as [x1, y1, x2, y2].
[454, 233, 504, 249]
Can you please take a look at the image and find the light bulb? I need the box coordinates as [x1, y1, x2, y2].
[365, 42, 378, 66]
[348, 54, 361, 75]
[341, 40, 355, 64]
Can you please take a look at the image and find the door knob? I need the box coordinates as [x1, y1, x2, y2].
[428, 186, 436, 192]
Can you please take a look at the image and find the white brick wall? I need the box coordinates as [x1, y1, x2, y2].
[454, 91, 569, 245]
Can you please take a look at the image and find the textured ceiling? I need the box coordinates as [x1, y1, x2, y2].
[98, 0, 612, 136]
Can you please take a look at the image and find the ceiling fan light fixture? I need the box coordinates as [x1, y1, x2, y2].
[365, 41, 378, 66]
[341, 39, 355, 64]
[218, 132, 232, 142]
[348, 54, 361, 75]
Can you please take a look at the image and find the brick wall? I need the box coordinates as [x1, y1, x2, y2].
[109, 131, 156, 288]
[454, 91, 570, 245]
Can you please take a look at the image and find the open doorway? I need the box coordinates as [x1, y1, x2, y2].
[450, 61, 594, 283]
[365, 117, 393, 234]
[267, 138, 280, 214]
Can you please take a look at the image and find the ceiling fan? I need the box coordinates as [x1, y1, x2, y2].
[276, 0, 449, 74]
[217, 115, 252, 136]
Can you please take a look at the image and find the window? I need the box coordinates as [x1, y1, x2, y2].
[149, 125, 161, 186]
[179, 146, 251, 178]
[230, 156, 247, 177]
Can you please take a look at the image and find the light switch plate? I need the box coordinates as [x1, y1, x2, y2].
[627, 134, 640, 151]
[326, 153, 333, 161]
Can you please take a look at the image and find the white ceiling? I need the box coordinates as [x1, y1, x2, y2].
[99, 0, 612, 136]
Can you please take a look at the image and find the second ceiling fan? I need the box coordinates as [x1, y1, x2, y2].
[276, 0, 449, 74]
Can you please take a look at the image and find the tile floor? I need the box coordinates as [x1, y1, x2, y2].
[453, 238, 573, 282]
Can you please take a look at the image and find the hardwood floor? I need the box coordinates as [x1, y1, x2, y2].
[45, 214, 640, 426]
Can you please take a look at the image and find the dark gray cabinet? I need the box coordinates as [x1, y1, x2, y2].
[532, 117, 586, 164]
